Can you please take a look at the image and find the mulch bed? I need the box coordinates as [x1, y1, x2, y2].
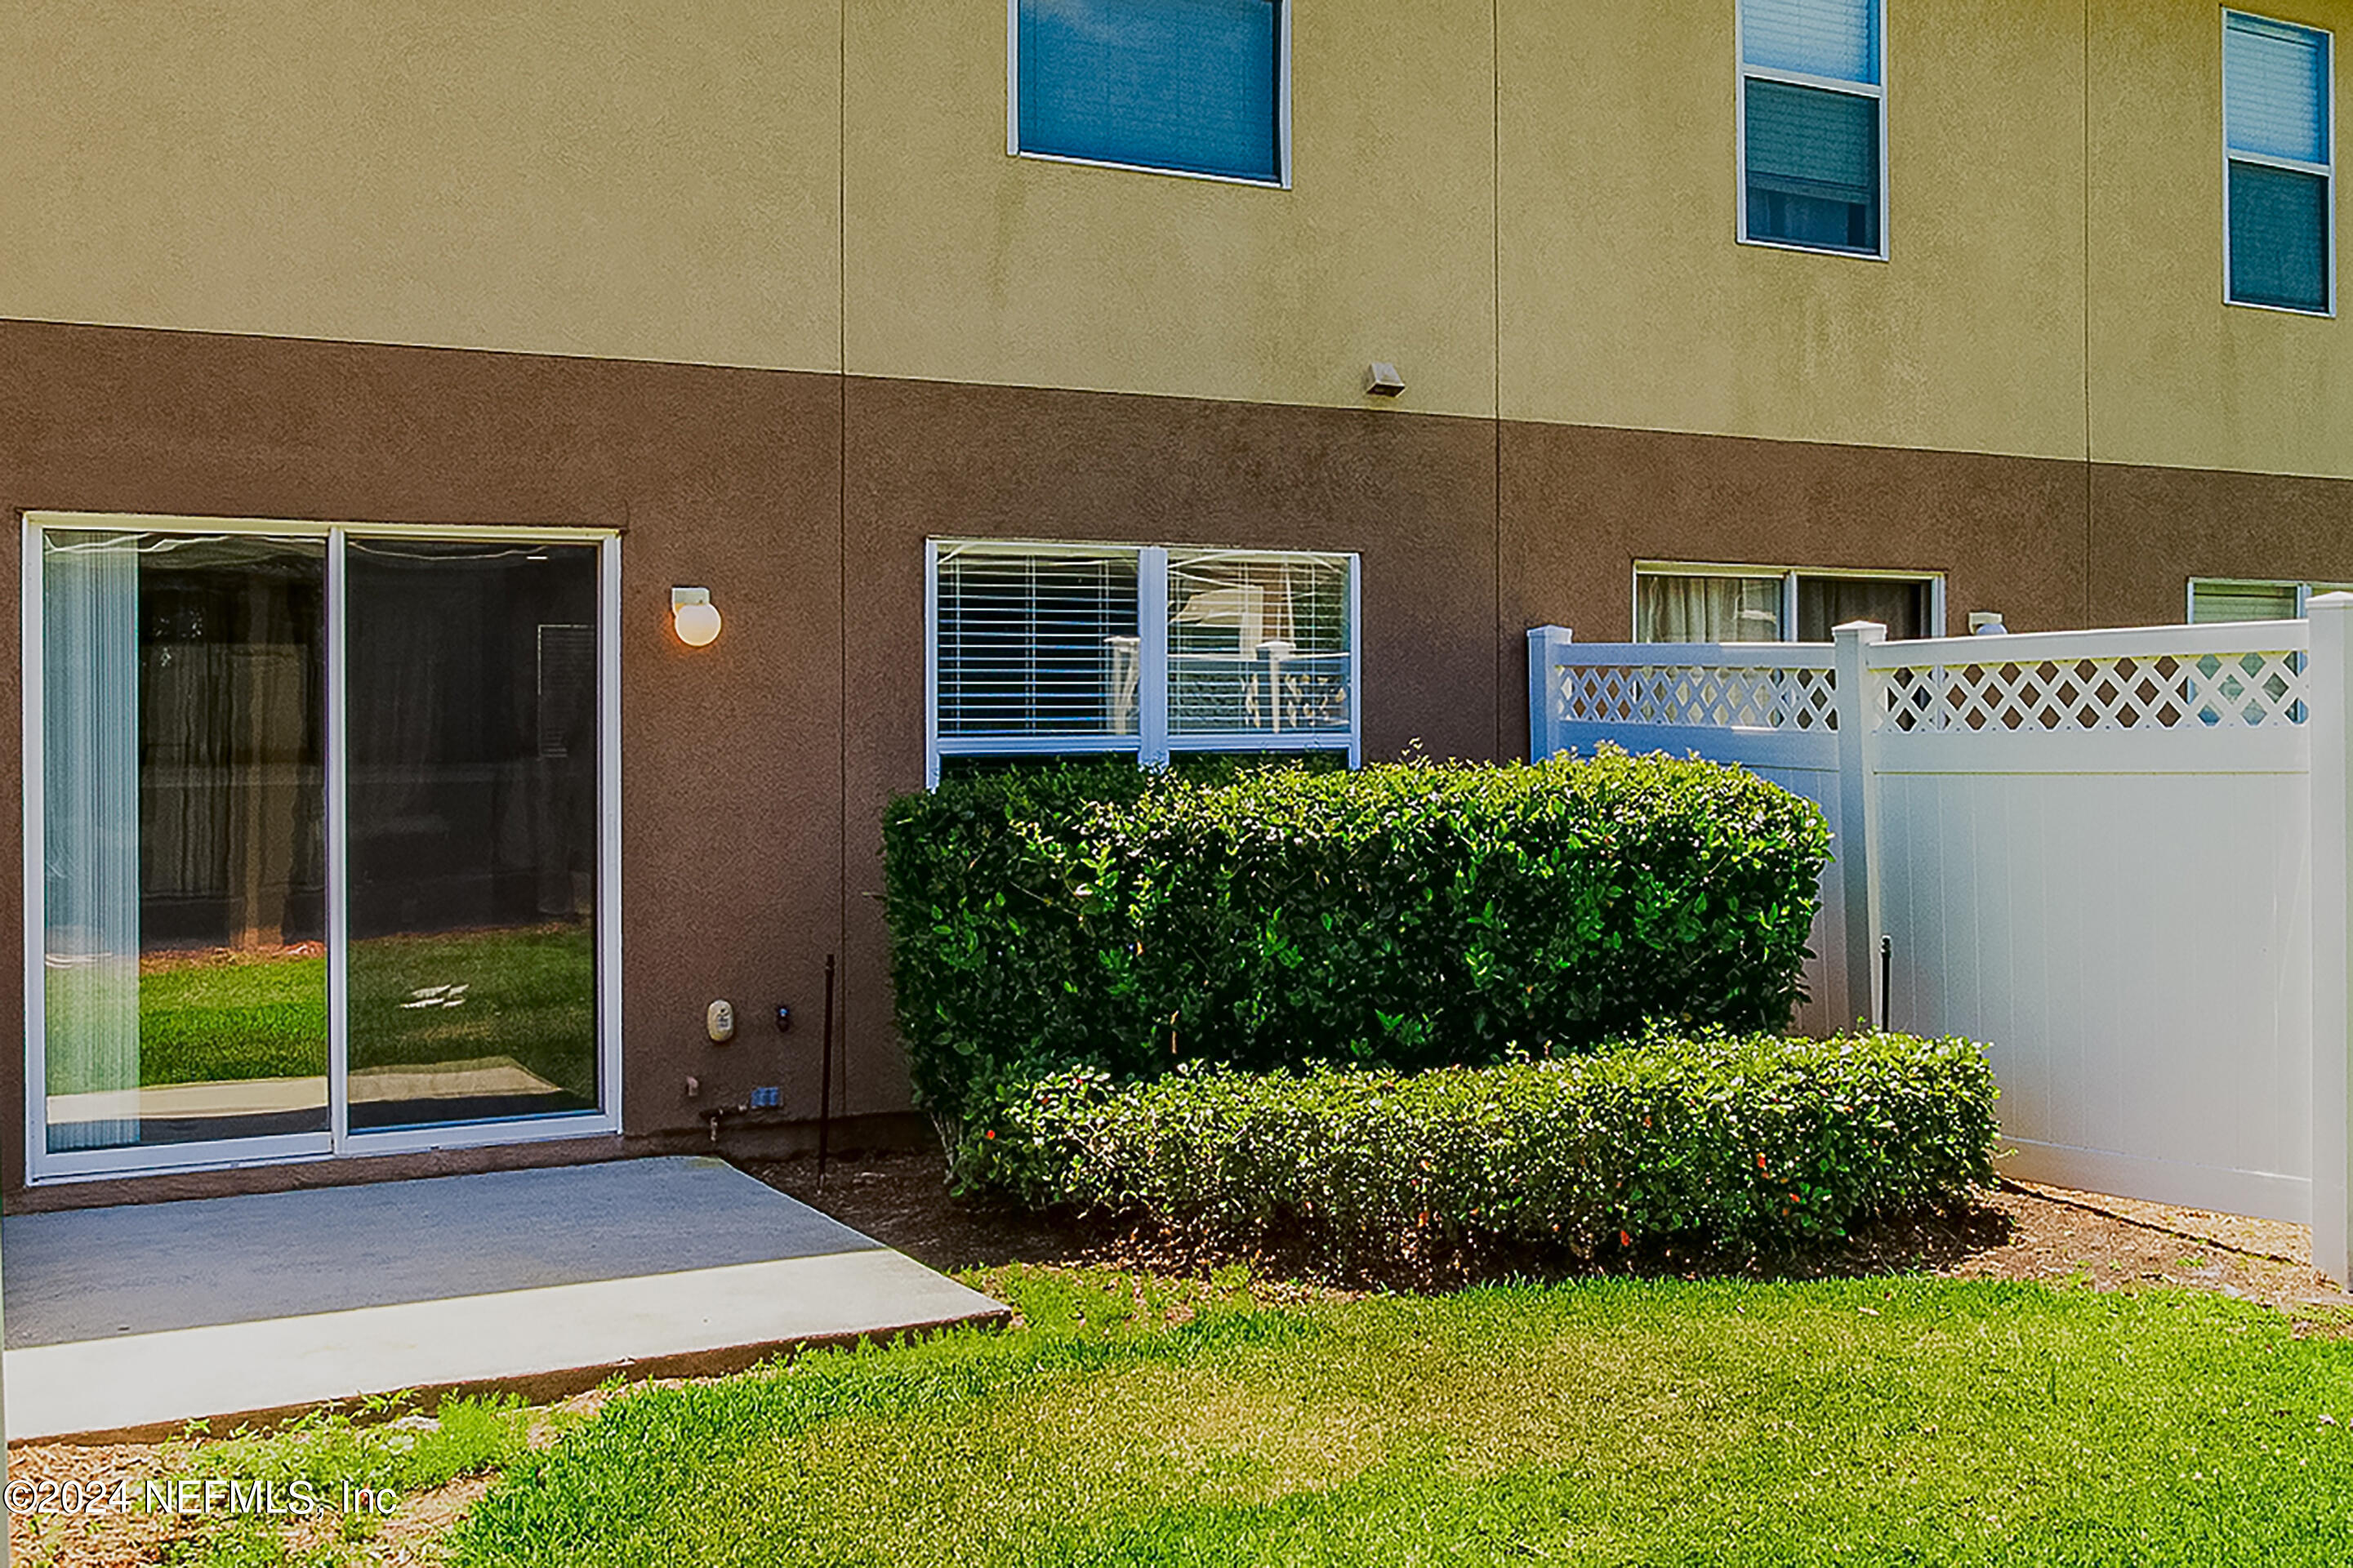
[752, 1147, 2353, 1321]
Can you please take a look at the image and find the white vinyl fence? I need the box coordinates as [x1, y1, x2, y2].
[1531, 603, 2353, 1286]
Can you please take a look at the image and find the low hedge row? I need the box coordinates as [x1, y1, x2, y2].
[980, 1031, 1999, 1259]
[885, 751, 1831, 1132]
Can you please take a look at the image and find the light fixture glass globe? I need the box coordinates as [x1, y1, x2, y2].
[674, 601, 723, 648]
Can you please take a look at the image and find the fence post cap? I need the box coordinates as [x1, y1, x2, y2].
[2311, 592, 2353, 612]
[1832, 619, 1889, 644]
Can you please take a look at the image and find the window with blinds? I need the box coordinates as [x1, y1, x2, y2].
[2188, 578, 2353, 621]
[927, 541, 1358, 784]
[2225, 12, 2333, 314]
[1739, 0, 1885, 257]
[932, 544, 1142, 743]
[1014, 0, 1286, 185]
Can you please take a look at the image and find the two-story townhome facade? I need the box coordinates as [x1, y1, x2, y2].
[3, 0, 2349, 1203]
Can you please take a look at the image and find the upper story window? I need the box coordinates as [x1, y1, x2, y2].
[1738, 0, 1887, 258]
[1011, 0, 1289, 187]
[927, 540, 1357, 784]
[1635, 564, 1940, 643]
[2225, 11, 2334, 314]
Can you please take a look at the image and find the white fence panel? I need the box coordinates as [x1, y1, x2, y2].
[1862, 626, 2314, 1222]
[1528, 613, 2351, 1280]
[1527, 630, 1849, 1037]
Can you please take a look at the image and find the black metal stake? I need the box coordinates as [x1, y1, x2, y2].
[1879, 934, 1892, 1033]
[818, 953, 836, 1192]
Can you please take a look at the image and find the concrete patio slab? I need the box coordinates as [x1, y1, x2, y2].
[2, 1156, 1007, 1442]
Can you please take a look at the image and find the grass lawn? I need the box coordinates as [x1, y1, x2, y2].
[448, 1265, 2353, 1568]
[62, 924, 598, 1097]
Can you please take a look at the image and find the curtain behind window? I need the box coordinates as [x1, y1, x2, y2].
[42, 532, 141, 1150]
[1746, 78, 1879, 252]
[1636, 576, 1782, 642]
[1795, 577, 1927, 641]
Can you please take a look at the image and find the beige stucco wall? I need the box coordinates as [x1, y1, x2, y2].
[0, 0, 843, 373]
[841, 0, 1500, 416]
[2091, 0, 2353, 477]
[1499, 0, 2089, 461]
[6, 0, 2353, 475]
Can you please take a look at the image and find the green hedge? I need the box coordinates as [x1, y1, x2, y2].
[982, 1031, 1999, 1258]
[885, 751, 1831, 1131]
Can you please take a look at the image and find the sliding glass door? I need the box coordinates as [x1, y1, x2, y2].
[25, 518, 619, 1180]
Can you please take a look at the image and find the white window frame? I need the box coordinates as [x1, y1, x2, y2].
[1735, 0, 1891, 261]
[1006, 0, 1295, 190]
[21, 512, 624, 1184]
[2187, 576, 2353, 620]
[2223, 10, 2337, 317]
[1633, 560, 1945, 642]
[926, 539, 1361, 786]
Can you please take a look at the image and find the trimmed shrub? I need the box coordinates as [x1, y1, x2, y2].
[884, 751, 1831, 1131]
[982, 1031, 1999, 1260]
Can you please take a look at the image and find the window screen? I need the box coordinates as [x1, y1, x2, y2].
[1016, 0, 1284, 184]
[1740, 0, 1884, 256]
[934, 546, 1141, 738]
[2226, 12, 2333, 313]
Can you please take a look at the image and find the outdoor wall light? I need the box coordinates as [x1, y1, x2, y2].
[1365, 362, 1406, 397]
[671, 586, 722, 648]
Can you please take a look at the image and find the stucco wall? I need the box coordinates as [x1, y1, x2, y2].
[1500, 0, 2090, 461]
[2090, 0, 2353, 477]
[0, 0, 844, 373]
[842, 0, 1500, 416]
[7, 0, 2349, 474]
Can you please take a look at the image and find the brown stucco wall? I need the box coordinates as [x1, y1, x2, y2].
[7, 317, 2353, 1205]
[0, 318, 848, 1200]
[2088, 464, 2353, 627]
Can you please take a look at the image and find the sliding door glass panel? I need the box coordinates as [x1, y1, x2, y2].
[42, 531, 329, 1154]
[1796, 576, 1927, 641]
[345, 540, 601, 1132]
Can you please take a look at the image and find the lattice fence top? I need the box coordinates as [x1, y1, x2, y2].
[1874, 648, 2309, 733]
[1555, 662, 1839, 733]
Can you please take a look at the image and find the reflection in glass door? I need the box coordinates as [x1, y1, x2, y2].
[27, 519, 616, 1179]
[345, 540, 603, 1132]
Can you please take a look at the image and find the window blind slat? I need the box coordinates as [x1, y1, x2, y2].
[2226, 13, 2330, 166]
[1745, 78, 1879, 252]
[1018, 0, 1281, 183]
[2191, 581, 2302, 623]
[1741, 0, 1877, 86]
[2230, 159, 2330, 310]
